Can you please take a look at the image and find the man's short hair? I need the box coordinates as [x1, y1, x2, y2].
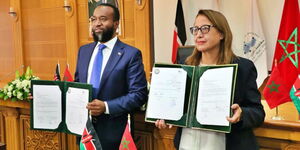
[97, 3, 120, 21]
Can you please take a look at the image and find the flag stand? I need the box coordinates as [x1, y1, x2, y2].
[271, 107, 284, 120]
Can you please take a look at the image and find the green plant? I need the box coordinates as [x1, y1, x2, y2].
[0, 67, 39, 101]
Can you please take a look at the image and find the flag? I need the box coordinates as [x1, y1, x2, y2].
[171, 0, 187, 64]
[54, 63, 61, 81]
[263, 63, 290, 108]
[80, 117, 102, 150]
[119, 120, 137, 150]
[290, 74, 300, 114]
[63, 64, 74, 82]
[263, 0, 300, 108]
[242, 0, 268, 87]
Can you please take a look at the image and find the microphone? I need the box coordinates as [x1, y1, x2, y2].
[0, 65, 25, 82]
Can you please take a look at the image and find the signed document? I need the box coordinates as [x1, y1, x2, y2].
[196, 67, 233, 126]
[145, 63, 237, 133]
[146, 67, 187, 120]
[31, 80, 92, 135]
[65, 87, 89, 135]
[33, 85, 62, 129]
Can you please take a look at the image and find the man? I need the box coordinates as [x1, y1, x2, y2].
[74, 3, 148, 149]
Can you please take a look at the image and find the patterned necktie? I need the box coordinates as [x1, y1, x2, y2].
[90, 44, 106, 98]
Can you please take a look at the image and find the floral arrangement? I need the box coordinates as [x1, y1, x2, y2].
[0, 67, 39, 101]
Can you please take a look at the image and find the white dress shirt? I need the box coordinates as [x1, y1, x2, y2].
[179, 63, 226, 150]
[87, 36, 118, 114]
[179, 128, 225, 150]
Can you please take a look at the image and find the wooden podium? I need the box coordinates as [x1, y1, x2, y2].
[0, 100, 156, 150]
[0, 100, 78, 150]
[1, 99, 300, 150]
[253, 101, 300, 150]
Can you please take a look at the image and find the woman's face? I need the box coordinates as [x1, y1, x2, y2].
[193, 15, 223, 53]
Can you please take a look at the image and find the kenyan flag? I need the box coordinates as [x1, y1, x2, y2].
[80, 117, 102, 150]
[290, 75, 300, 114]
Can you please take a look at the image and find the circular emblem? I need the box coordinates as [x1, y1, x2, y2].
[243, 32, 266, 62]
[154, 69, 160, 74]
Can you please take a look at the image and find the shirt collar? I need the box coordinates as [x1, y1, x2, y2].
[96, 36, 118, 50]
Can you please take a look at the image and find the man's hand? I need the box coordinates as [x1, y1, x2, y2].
[226, 103, 242, 123]
[86, 99, 106, 116]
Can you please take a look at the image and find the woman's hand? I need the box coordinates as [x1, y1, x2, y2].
[155, 119, 173, 129]
[226, 103, 242, 123]
[28, 93, 33, 100]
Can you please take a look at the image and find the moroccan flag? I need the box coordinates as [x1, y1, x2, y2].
[119, 120, 137, 150]
[263, 0, 300, 108]
[63, 64, 74, 82]
[54, 63, 61, 81]
[80, 117, 102, 150]
[290, 75, 300, 114]
[263, 64, 290, 108]
[171, 0, 187, 64]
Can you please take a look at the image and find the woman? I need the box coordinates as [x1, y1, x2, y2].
[155, 9, 265, 150]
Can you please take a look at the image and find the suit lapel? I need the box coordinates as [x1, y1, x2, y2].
[82, 42, 97, 83]
[100, 39, 124, 89]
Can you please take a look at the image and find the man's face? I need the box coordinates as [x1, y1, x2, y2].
[90, 6, 119, 42]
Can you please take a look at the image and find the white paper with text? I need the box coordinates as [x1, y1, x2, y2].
[196, 67, 233, 126]
[33, 85, 62, 129]
[147, 67, 187, 120]
[65, 87, 89, 135]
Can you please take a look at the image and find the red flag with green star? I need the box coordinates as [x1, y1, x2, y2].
[263, 0, 300, 108]
[263, 64, 291, 108]
[119, 121, 137, 150]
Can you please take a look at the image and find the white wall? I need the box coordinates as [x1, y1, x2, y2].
[153, 0, 299, 71]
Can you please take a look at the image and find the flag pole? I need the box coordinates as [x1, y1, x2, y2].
[271, 106, 284, 120]
[58, 60, 60, 75]
[270, 59, 283, 120]
[128, 114, 131, 132]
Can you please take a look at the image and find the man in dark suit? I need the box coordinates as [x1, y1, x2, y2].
[74, 3, 147, 149]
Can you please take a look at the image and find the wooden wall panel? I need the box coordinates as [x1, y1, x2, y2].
[77, 0, 90, 47]
[256, 137, 291, 150]
[261, 101, 299, 121]
[2, 107, 20, 150]
[21, 0, 67, 80]
[121, 0, 135, 39]
[153, 128, 176, 150]
[0, 111, 4, 143]
[0, 0, 15, 86]
[135, 131, 153, 150]
[134, 0, 152, 79]
[20, 115, 65, 150]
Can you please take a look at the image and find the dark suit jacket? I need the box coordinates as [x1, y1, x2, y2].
[174, 57, 265, 150]
[75, 39, 148, 150]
